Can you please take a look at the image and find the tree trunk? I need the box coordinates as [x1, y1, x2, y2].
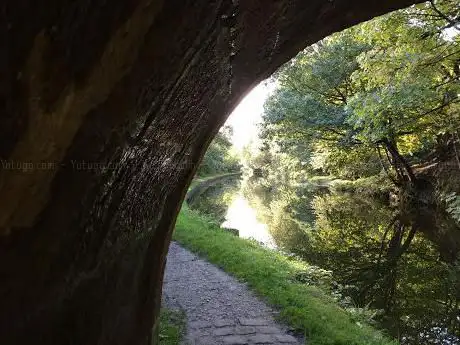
[377, 146, 400, 186]
[0, 1, 422, 344]
[453, 132, 460, 170]
[380, 138, 418, 184]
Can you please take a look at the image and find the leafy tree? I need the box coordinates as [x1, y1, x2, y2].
[196, 125, 241, 176]
[261, 0, 460, 187]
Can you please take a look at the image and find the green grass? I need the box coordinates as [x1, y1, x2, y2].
[158, 308, 186, 345]
[173, 205, 398, 345]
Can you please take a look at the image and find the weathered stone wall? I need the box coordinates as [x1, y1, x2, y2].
[0, 1, 420, 344]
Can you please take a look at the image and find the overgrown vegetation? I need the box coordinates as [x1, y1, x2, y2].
[259, 0, 460, 199]
[196, 125, 241, 177]
[158, 309, 186, 345]
[174, 205, 399, 345]
[442, 191, 460, 224]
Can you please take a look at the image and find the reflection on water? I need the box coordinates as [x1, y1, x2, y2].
[221, 195, 276, 248]
[188, 178, 241, 224]
[189, 176, 460, 344]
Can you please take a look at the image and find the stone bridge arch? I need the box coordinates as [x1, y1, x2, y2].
[0, 1, 421, 344]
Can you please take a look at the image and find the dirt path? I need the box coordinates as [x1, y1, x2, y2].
[162, 242, 302, 345]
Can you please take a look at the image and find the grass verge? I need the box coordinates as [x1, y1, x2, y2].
[158, 308, 186, 345]
[173, 205, 397, 345]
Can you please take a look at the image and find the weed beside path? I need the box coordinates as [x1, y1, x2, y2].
[158, 309, 186, 345]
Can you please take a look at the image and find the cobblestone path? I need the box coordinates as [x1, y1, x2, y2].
[162, 242, 302, 345]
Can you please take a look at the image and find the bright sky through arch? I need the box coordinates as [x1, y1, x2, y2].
[226, 81, 276, 151]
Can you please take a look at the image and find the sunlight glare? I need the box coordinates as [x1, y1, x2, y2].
[226, 81, 276, 151]
[222, 195, 276, 248]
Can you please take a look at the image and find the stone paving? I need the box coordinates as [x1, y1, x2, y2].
[162, 242, 302, 345]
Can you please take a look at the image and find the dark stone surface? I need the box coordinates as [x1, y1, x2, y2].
[163, 243, 299, 344]
[0, 1, 421, 344]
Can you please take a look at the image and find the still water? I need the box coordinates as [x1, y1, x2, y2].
[188, 176, 460, 344]
[222, 194, 276, 248]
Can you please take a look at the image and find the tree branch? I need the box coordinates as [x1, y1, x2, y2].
[429, 0, 460, 30]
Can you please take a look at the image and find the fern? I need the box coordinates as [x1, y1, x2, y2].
[442, 192, 460, 224]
